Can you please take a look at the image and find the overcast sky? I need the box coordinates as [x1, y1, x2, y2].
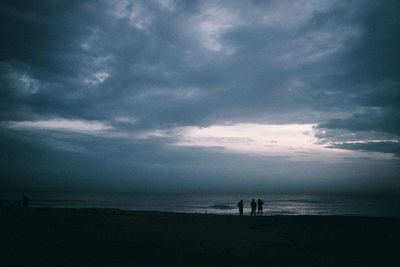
[1, 0, 399, 193]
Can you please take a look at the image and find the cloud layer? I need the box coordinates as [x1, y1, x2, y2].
[1, 0, 399, 192]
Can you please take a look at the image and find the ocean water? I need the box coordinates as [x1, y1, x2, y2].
[1, 191, 400, 217]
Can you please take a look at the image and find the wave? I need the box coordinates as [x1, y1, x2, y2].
[273, 200, 326, 204]
[208, 204, 235, 210]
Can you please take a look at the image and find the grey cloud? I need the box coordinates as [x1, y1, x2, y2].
[1, 0, 400, 192]
[318, 107, 400, 136]
[0, 0, 373, 125]
[328, 142, 400, 157]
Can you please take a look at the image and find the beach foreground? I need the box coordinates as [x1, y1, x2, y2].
[1, 208, 399, 266]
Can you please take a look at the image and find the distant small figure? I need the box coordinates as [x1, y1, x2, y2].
[22, 196, 29, 208]
[257, 198, 264, 215]
[250, 199, 257, 216]
[237, 200, 244, 216]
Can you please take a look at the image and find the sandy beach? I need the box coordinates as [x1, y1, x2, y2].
[1, 207, 399, 266]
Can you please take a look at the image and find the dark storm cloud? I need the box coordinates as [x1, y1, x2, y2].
[328, 141, 400, 156]
[318, 107, 400, 136]
[1, 0, 399, 192]
[0, 0, 367, 125]
[314, 0, 400, 149]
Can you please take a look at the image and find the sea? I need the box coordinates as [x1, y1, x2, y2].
[1, 191, 400, 217]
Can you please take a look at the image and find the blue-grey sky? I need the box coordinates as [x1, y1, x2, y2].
[1, 0, 399, 193]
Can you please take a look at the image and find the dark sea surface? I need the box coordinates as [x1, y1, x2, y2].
[1, 191, 400, 217]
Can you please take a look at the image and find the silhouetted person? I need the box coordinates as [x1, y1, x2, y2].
[237, 200, 244, 216]
[22, 196, 29, 208]
[250, 199, 257, 216]
[257, 198, 264, 215]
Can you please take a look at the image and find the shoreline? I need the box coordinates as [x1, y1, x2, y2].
[3, 205, 400, 219]
[1, 207, 399, 266]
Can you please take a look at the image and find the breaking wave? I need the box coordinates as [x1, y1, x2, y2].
[208, 204, 235, 210]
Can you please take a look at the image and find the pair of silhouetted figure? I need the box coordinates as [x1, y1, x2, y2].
[238, 198, 264, 216]
[251, 198, 264, 216]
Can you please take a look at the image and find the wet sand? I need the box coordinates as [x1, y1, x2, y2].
[1, 207, 399, 266]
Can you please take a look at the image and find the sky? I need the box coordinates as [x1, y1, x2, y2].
[1, 0, 399, 193]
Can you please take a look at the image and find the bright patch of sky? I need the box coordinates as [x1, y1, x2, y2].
[8, 119, 112, 134]
[140, 123, 395, 161]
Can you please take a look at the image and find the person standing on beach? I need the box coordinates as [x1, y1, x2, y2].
[237, 200, 244, 216]
[257, 199, 264, 215]
[250, 199, 257, 216]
